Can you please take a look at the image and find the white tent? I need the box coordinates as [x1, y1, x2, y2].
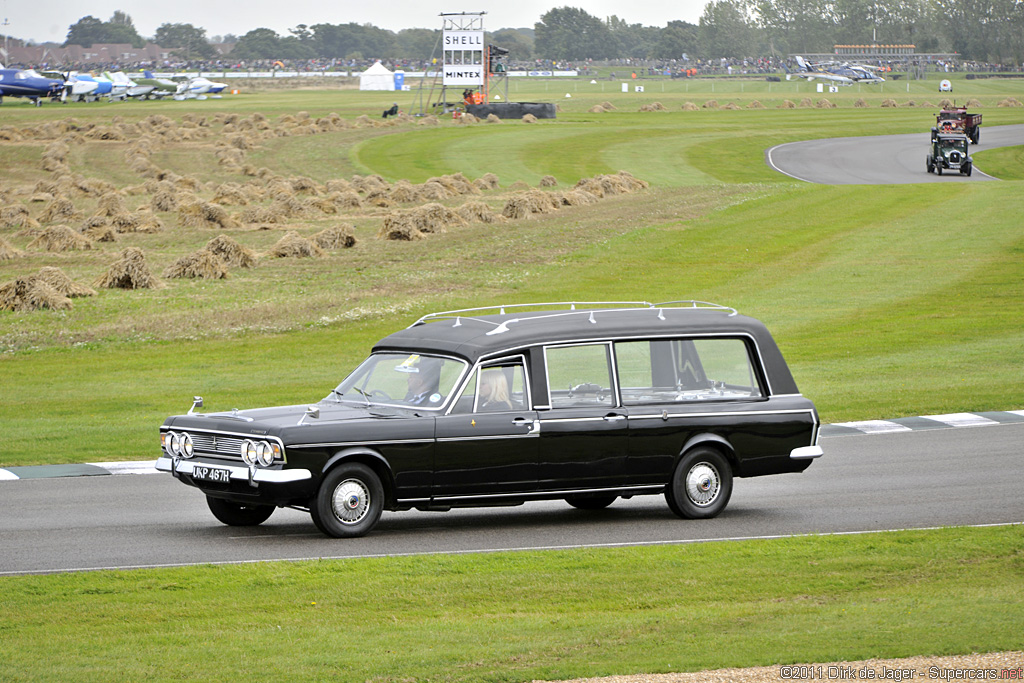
[359, 61, 394, 91]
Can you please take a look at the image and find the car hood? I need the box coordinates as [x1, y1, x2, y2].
[162, 401, 411, 436]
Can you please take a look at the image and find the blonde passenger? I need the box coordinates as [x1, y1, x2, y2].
[479, 369, 513, 411]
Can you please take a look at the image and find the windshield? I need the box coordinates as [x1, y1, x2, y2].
[326, 352, 467, 410]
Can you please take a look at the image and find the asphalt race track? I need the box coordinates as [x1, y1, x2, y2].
[766, 123, 1024, 184]
[1, 424, 1022, 575]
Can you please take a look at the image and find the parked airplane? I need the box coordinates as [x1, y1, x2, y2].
[787, 56, 885, 86]
[106, 71, 168, 99]
[0, 67, 66, 105]
[140, 71, 227, 100]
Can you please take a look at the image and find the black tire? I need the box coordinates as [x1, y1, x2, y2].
[926, 158, 934, 174]
[963, 163, 972, 177]
[565, 494, 617, 510]
[937, 165, 942, 175]
[665, 447, 733, 519]
[206, 496, 275, 526]
[310, 462, 384, 538]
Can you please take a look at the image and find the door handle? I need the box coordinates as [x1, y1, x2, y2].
[603, 414, 627, 422]
[513, 417, 540, 434]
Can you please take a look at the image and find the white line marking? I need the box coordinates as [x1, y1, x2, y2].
[88, 461, 160, 475]
[0, 469, 19, 481]
[2, 521, 1019, 576]
[922, 413, 999, 428]
[832, 420, 912, 434]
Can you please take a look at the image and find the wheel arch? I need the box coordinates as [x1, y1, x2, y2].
[677, 433, 738, 473]
[323, 448, 397, 504]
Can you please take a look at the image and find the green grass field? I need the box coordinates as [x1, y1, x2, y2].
[1, 525, 1021, 682]
[1, 77, 1023, 681]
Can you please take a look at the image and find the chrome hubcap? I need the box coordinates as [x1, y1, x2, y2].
[332, 479, 370, 525]
[685, 463, 720, 507]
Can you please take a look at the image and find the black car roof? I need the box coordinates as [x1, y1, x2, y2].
[372, 303, 801, 394]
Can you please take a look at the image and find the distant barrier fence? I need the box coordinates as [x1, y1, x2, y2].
[127, 71, 580, 79]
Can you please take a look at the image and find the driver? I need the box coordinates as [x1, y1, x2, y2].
[404, 359, 442, 406]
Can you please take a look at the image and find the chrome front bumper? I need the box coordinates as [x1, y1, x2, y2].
[155, 456, 312, 483]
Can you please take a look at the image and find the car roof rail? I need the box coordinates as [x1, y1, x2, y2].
[410, 300, 738, 334]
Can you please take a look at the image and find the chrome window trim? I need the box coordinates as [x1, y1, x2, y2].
[334, 351, 470, 413]
[543, 341, 619, 409]
[287, 437, 434, 450]
[443, 354, 532, 416]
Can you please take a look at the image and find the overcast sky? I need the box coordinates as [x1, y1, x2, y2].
[5, 1, 709, 45]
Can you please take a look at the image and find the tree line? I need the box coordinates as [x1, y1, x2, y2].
[60, 3, 1024, 65]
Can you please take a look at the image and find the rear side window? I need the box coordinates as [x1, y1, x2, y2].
[615, 338, 762, 405]
[545, 344, 614, 408]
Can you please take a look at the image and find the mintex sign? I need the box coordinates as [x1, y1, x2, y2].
[443, 30, 484, 86]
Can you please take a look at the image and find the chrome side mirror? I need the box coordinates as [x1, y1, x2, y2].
[188, 396, 203, 414]
[298, 405, 320, 425]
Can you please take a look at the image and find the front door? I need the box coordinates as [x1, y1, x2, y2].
[432, 359, 538, 499]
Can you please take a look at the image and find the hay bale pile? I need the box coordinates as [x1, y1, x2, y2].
[682, 101, 699, 111]
[96, 247, 162, 290]
[38, 197, 80, 223]
[938, 98, 955, 108]
[474, 173, 500, 190]
[377, 213, 421, 241]
[163, 250, 229, 279]
[722, 102, 741, 110]
[205, 234, 258, 268]
[522, 114, 538, 123]
[965, 98, 982, 108]
[178, 201, 241, 230]
[0, 277, 72, 312]
[35, 266, 96, 297]
[1, 204, 39, 230]
[997, 97, 1023, 107]
[815, 99, 836, 109]
[312, 225, 357, 250]
[27, 225, 93, 252]
[747, 100, 765, 109]
[539, 175, 558, 187]
[778, 100, 797, 109]
[639, 102, 668, 112]
[703, 100, 719, 109]
[0, 236, 26, 260]
[266, 231, 325, 258]
[411, 203, 466, 234]
[486, 114, 501, 123]
[854, 98, 870, 108]
[881, 99, 899, 108]
[457, 201, 504, 224]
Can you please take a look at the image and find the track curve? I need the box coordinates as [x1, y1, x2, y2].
[766, 123, 1024, 184]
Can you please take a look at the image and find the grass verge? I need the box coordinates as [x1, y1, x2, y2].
[0, 525, 1021, 682]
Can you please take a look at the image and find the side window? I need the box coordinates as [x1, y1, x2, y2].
[450, 360, 528, 414]
[545, 344, 614, 408]
[615, 338, 762, 405]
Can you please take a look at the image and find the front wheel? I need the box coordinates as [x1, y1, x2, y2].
[963, 163, 972, 177]
[665, 447, 733, 519]
[310, 462, 384, 538]
[926, 157, 934, 173]
[206, 496, 275, 526]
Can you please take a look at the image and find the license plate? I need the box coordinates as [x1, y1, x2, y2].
[192, 466, 231, 483]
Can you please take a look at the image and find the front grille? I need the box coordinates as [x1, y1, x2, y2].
[190, 433, 245, 459]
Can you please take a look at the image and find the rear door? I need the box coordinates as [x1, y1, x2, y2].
[536, 342, 630, 491]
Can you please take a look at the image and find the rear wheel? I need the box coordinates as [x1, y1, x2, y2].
[206, 496, 275, 526]
[665, 447, 733, 519]
[310, 463, 384, 538]
[926, 157, 934, 173]
[565, 494, 617, 510]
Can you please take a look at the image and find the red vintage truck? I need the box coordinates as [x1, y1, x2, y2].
[934, 107, 982, 144]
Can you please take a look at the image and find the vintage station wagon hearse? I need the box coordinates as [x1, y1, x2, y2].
[157, 301, 822, 538]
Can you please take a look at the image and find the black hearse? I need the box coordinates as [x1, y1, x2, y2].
[157, 301, 822, 537]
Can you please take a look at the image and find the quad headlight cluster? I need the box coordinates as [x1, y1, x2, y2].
[241, 439, 280, 467]
[162, 431, 194, 458]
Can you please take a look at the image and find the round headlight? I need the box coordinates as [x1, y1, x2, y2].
[241, 439, 257, 465]
[256, 441, 275, 467]
[169, 432, 181, 456]
[181, 433, 194, 458]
